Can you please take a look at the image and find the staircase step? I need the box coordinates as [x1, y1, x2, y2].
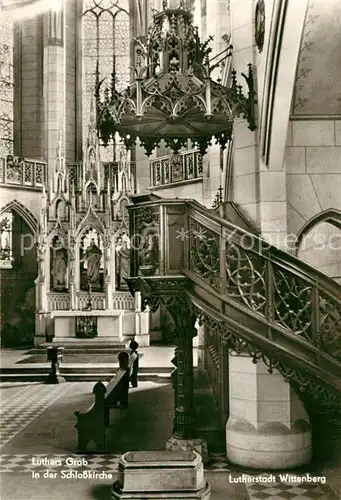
[0, 372, 171, 383]
[28, 342, 128, 353]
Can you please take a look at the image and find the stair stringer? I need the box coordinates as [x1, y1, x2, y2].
[187, 288, 341, 413]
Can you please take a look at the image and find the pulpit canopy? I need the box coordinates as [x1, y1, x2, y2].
[96, 0, 256, 156]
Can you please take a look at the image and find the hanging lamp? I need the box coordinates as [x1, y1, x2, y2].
[96, 0, 256, 156]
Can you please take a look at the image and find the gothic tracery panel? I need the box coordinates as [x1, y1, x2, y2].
[0, 12, 14, 156]
[81, 0, 130, 162]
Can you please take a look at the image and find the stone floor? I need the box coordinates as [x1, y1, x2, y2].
[0, 347, 340, 500]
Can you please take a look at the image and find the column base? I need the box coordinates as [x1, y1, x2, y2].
[134, 333, 150, 347]
[226, 352, 312, 469]
[34, 335, 46, 347]
[226, 419, 312, 469]
[165, 436, 208, 464]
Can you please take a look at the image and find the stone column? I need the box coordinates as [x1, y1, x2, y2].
[165, 301, 207, 459]
[219, 336, 229, 424]
[43, 7, 65, 187]
[104, 234, 113, 309]
[196, 321, 205, 369]
[35, 234, 49, 345]
[172, 328, 195, 440]
[226, 351, 312, 469]
[134, 292, 150, 347]
[68, 235, 76, 310]
[230, 0, 260, 231]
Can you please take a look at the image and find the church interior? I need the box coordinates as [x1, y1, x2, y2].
[0, 0, 340, 498]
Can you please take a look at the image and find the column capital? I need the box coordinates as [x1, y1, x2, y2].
[165, 295, 197, 339]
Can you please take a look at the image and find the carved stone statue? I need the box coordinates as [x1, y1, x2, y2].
[143, 232, 159, 265]
[115, 237, 130, 289]
[52, 246, 68, 290]
[139, 229, 159, 275]
[81, 238, 102, 289]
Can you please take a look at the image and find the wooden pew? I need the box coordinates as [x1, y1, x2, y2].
[74, 353, 130, 453]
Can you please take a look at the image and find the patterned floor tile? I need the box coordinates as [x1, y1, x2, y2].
[0, 384, 73, 448]
[246, 474, 326, 499]
[0, 453, 233, 473]
[0, 454, 121, 473]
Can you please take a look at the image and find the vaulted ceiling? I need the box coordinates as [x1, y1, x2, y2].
[292, 0, 341, 117]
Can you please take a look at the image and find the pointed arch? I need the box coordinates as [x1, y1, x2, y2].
[0, 200, 38, 235]
[76, 206, 105, 238]
[295, 209, 341, 255]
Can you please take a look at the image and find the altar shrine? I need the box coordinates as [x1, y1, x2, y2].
[34, 111, 150, 347]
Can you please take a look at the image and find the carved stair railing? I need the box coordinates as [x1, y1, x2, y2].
[128, 198, 341, 411]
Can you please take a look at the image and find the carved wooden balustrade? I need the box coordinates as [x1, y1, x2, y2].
[149, 150, 203, 188]
[0, 156, 47, 189]
[128, 198, 341, 409]
[47, 292, 135, 311]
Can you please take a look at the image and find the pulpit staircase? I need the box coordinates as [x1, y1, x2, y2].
[128, 196, 341, 451]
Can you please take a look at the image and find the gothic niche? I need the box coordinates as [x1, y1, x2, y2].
[80, 228, 103, 292]
[86, 183, 99, 209]
[50, 235, 68, 292]
[55, 198, 68, 221]
[115, 233, 130, 290]
[0, 212, 13, 268]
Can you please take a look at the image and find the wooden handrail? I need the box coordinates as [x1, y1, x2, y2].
[128, 197, 341, 301]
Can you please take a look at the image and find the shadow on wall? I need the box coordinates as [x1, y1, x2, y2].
[0, 209, 37, 347]
[1, 281, 36, 347]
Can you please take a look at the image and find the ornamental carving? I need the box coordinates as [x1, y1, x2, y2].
[135, 207, 160, 230]
[189, 219, 220, 288]
[225, 240, 267, 314]
[36, 235, 47, 261]
[199, 309, 341, 411]
[255, 0, 265, 53]
[96, 3, 256, 156]
[273, 267, 312, 339]
[319, 294, 341, 361]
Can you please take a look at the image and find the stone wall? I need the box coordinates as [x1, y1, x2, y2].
[65, 0, 77, 162]
[285, 119, 341, 279]
[286, 120, 341, 234]
[17, 17, 44, 159]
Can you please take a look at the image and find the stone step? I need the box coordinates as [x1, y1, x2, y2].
[29, 341, 128, 352]
[28, 348, 129, 355]
[0, 371, 172, 383]
[0, 366, 172, 374]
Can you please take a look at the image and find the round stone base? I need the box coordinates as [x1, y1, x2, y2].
[226, 420, 312, 469]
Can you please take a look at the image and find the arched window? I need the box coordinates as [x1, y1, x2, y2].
[82, 0, 130, 162]
[0, 12, 14, 156]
